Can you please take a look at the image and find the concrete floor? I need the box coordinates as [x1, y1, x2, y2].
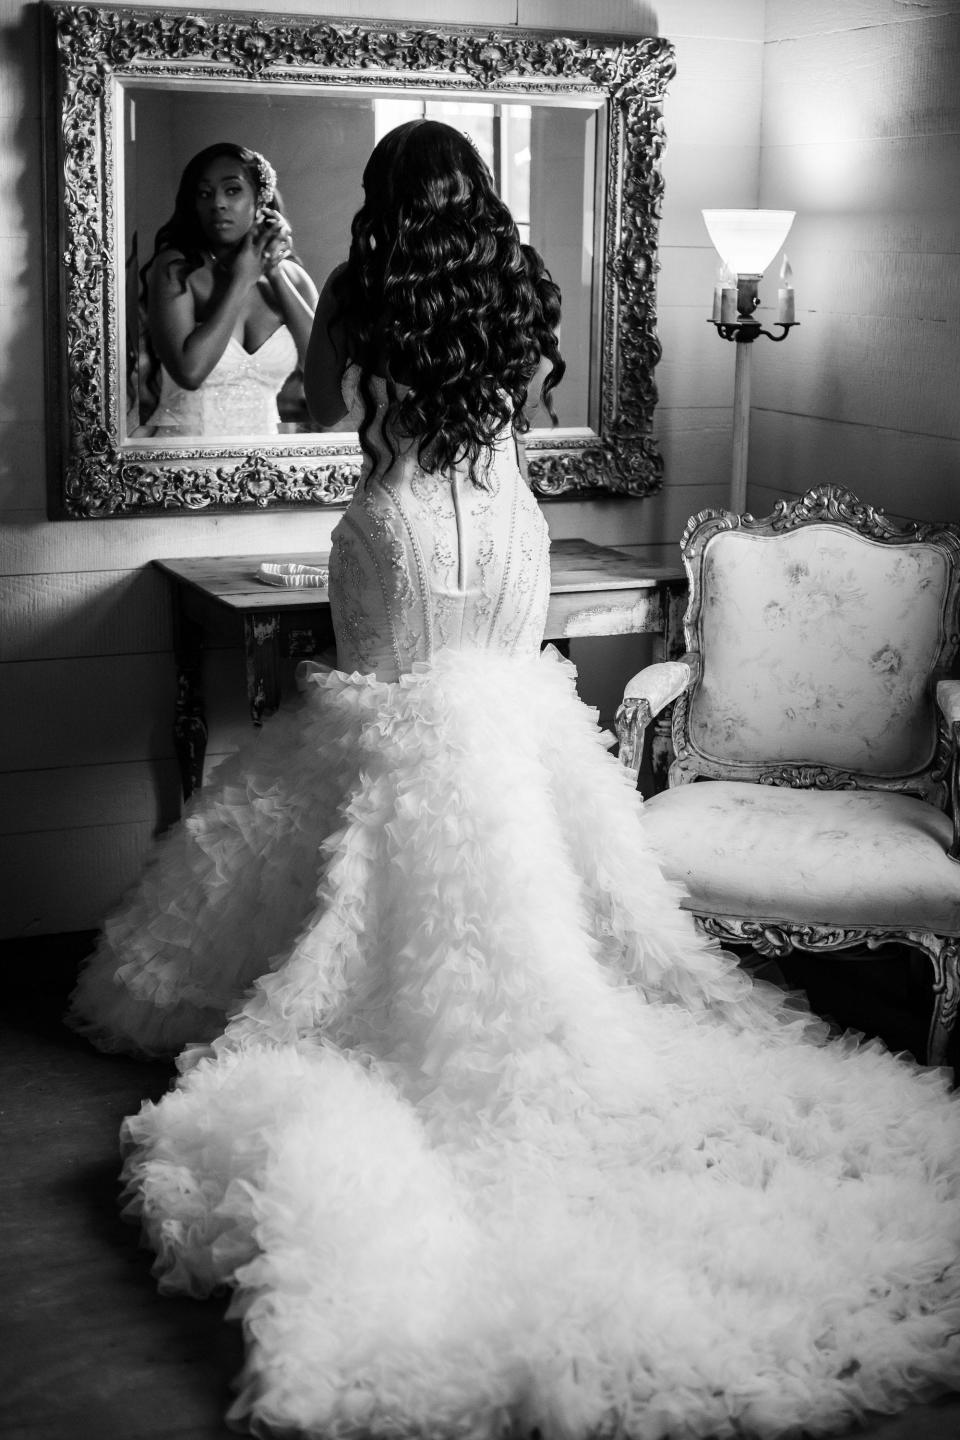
[2, 938, 959, 1440]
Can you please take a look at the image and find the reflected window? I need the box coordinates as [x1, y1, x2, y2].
[373, 99, 532, 244]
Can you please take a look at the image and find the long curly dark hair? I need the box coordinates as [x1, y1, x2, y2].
[331, 119, 565, 480]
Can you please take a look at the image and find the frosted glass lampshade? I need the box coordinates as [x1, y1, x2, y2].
[701, 209, 795, 275]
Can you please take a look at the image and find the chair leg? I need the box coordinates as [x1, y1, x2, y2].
[925, 938, 960, 1069]
[695, 917, 959, 1070]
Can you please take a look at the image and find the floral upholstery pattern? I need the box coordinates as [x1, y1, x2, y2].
[687, 527, 948, 775]
[641, 782, 960, 934]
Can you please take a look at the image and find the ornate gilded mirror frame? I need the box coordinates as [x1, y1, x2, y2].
[42, 3, 675, 517]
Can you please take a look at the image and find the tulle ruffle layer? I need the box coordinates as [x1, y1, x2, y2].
[72, 650, 960, 1438]
[67, 667, 364, 1056]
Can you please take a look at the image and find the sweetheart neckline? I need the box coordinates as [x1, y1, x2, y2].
[227, 327, 294, 358]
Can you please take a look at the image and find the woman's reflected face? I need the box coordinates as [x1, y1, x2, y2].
[195, 156, 257, 249]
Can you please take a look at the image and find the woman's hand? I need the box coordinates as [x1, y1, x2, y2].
[230, 229, 271, 289]
[224, 210, 293, 289]
[259, 208, 294, 273]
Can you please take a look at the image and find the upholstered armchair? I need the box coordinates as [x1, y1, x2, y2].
[616, 486, 960, 1067]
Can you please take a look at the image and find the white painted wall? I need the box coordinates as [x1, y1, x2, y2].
[751, 0, 960, 524]
[0, 0, 767, 935]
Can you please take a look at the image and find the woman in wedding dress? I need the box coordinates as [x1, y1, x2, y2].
[132, 142, 318, 438]
[69, 120, 960, 1440]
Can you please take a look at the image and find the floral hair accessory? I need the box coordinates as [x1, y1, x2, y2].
[250, 150, 277, 203]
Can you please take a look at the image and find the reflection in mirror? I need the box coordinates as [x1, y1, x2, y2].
[122, 88, 599, 443]
[43, 4, 675, 515]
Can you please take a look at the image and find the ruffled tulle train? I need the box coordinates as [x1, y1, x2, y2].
[69, 649, 960, 1439]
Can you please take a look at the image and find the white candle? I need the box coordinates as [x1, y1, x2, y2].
[777, 255, 795, 323]
[720, 278, 738, 323]
[715, 265, 738, 322]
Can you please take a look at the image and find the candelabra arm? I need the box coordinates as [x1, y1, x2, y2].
[709, 320, 799, 343]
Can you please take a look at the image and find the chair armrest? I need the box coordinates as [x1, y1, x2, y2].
[937, 679, 960, 726]
[937, 680, 960, 862]
[615, 659, 692, 778]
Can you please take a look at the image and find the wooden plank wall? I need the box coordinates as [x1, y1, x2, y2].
[749, 0, 960, 525]
[0, 0, 763, 937]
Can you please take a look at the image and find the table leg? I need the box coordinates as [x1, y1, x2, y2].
[172, 608, 207, 802]
[244, 613, 282, 726]
[662, 578, 688, 662]
[649, 578, 688, 792]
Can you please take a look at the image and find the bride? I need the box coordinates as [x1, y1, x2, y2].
[69, 120, 960, 1440]
[132, 142, 318, 438]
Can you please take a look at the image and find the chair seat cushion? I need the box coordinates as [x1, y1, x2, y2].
[640, 781, 960, 935]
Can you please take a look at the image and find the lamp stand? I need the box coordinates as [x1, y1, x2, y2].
[709, 318, 798, 513]
[731, 339, 751, 512]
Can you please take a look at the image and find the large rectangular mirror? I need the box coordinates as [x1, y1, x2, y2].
[42, 5, 675, 517]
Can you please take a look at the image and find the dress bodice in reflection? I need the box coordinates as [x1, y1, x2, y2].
[147, 328, 298, 438]
[329, 370, 550, 681]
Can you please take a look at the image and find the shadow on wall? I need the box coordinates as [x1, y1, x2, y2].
[0, 563, 183, 839]
[1, 566, 173, 667]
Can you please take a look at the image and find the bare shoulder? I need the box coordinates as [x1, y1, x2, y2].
[151, 248, 206, 299]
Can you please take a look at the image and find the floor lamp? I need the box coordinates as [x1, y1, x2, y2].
[702, 209, 798, 511]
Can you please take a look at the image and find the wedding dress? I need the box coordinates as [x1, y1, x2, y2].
[143, 327, 298, 437]
[69, 373, 960, 1440]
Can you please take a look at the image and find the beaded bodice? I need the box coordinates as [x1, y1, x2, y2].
[329, 371, 550, 681]
[148, 329, 298, 437]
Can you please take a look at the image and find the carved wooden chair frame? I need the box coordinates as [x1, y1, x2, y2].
[616, 486, 960, 1065]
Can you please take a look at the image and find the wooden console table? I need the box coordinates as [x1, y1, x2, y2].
[154, 538, 686, 799]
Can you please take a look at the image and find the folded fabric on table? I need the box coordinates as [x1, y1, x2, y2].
[256, 562, 329, 589]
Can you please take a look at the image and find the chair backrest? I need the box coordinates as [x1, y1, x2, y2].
[671, 486, 960, 805]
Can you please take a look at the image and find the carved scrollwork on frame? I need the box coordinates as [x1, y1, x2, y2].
[54, 7, 662, 88]
[699, 916, 955, 971]
[528, 435, 665, 500]
[671, 698, 952, 808]
[71, 450, 361, 516]
[755, 755, 951, 808]
[697, 916, 890, 958]
[682, 484, 960, 561]
[756, 766, 870, 792]
[42, 3, 675, 517]
[929, 938, 960, 1046]
[770, 486, 936, 541]
[700, 917, 960, 1064]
